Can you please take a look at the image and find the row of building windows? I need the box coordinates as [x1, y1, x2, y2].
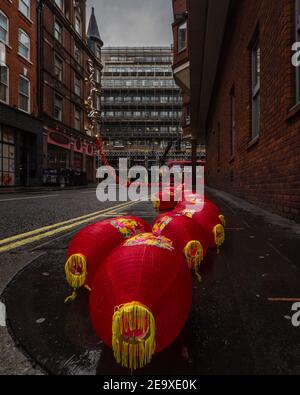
[102, 95, 182, 104]
[53, 14, 101, 61]
[53, 93, 84, 131]
[102, 110, 183, 119]
[102, 79, 178, 88]
[53, 52, 100, 96]
[103, 140, 172, 149]
[105, 56, 172, 63]
[0, 66, 30, 112]
[0, 10, 31, 62]
[227, 31, 260, 158]
[102, 126, 181, 134]
[54, 0, 83, 37]
[106, 66, 172, 74]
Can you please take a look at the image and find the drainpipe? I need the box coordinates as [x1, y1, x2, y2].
[37, 0, 44, 117]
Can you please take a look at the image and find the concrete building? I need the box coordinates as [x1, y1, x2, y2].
[0, 0, 43, 187]
[100, 46, 189, 168]
[38, 1, 102, 184]
[172, 0, 300, 221]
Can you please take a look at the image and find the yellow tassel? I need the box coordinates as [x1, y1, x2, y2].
[213, 224, 225, 250]
[112, 301, 156, 370]
[64, 254, 88, 303]
[219, 214, 226, 227]
[194, 263, 202, 283]
[64, 290, 77, 303]
[183, 240, 203, 270]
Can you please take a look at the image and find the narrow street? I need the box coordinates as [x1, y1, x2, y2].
[1, 187, 300, 375]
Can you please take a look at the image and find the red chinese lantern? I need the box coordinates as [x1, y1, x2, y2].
[89, 232, 192, 370]
[191, 210, 225, 252]
[152, 187, 177, 212]
[64, 217, 151, 302]
[175, 197, 226, 227]
[152, 213, 209, 281]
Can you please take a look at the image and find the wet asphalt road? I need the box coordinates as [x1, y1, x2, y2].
[0, 188, 121, 240]
[1, 187, 300, 374]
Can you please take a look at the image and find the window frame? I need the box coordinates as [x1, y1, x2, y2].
[18, 74, 30, 113]
[18, 0, 31, 20]
[18, 28, 30, 60]
[54, 0, 64, 13]
[54, 94, 63, 121]
[250, 33, 260, 140]
[74, 106, 82, 131]
[96, 44, 101, 59]
[0, 65, 9, 104]
[75, 14, 81, 35]
[54, 20, 63, 44]
[0, 10, 9, 45]
[54, 54, 63, 81]
[74, 42, 81, 63]
[177, 20, 187, 53]
[74, 73, 81, 96]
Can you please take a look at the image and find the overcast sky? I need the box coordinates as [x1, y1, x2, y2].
[86, 0, 173, 47]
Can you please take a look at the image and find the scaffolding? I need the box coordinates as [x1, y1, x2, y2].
[101, 47, 186, 168]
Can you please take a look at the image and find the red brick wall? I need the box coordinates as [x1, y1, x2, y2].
[42, 0, 90, 131]
[205, 0, 300, 222]
[0, 0, 38, 116]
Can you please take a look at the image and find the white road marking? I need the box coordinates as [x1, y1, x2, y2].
[0, 195, 59, 203]
[0, 302, 6, 327]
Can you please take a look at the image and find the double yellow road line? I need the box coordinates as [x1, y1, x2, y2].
[0, 200, 140, 253]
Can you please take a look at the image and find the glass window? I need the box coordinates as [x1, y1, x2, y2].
[0, 11, 8, 45]
[0, 65, 8, 103]
[251, 34, 260, 139]
[74, 107, 82, 130]
[75, 14, 81, 35]
[54, 0, 64, 12]
[54, 55, 63, 81]
[19, 29, 30, 60]
[96, 44, 101, 59]
[96, 95, 101, 111]
[19, 0, 30, 19]
[18, 75, 30, 112]
[0, 127, 15, 186]
[74, 74, 81, 96]
[74, 43, 81, 63]
[54, 94, 63, 121]
[54, 20, 63, 43]
[96, 68, 101, 83]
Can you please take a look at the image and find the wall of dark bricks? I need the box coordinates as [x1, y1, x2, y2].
[205, 0, 300, 222]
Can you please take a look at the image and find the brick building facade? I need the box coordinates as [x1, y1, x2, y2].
[38, 1, 102, 184]
[171, 0, 300, 222]
[205, 0, 300, 222]
[171, 0, 205, 165]
[0, 0, 43, 186]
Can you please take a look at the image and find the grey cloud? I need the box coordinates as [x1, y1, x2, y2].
[86, 0, 173, 47]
